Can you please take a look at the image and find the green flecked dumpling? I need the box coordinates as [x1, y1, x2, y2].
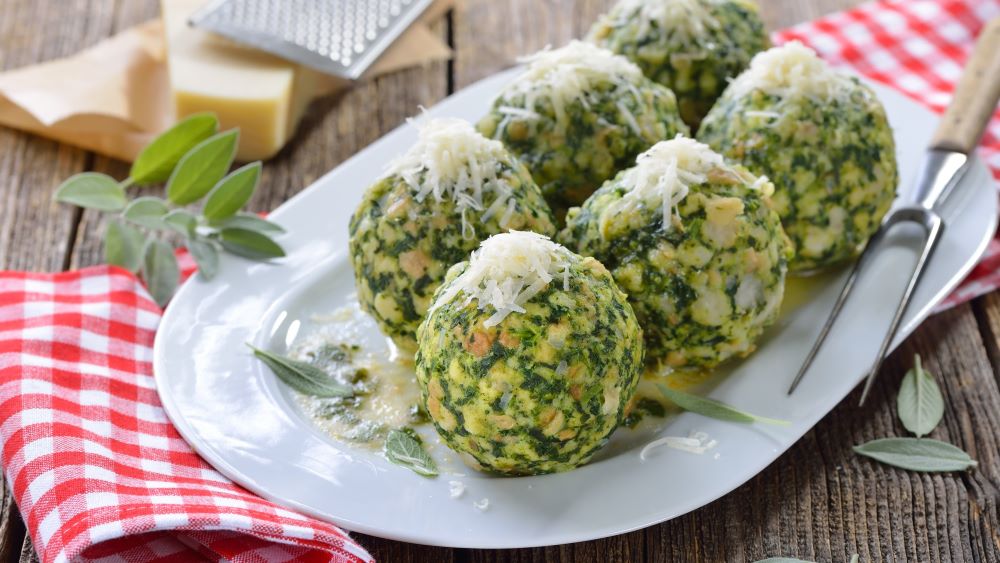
[588, 0, 770, 127]
[477, 40, 689, 217]
[561, 137, 790, 369]
[698, 42, 898, 273]
[349, 119, 556, 352]
[415, 231, 644, 475]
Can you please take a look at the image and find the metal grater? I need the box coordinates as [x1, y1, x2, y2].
[189, 0, 435, 80]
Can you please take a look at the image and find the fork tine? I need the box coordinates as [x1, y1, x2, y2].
[786, 224, 889, 395]
[857, 213, 944, 406]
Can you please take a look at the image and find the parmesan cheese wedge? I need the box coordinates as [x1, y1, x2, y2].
[161, 0, 342, 160]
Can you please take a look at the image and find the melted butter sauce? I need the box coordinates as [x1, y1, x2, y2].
[292, 301, 424, 450]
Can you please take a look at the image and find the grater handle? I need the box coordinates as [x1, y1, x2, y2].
[930, 17, 1000, 154]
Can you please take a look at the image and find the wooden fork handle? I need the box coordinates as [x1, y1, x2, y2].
[930, 17, 1000, 154]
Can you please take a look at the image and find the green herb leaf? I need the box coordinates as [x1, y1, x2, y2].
[249, 345, 353, 397]
[188, 237, 220, 280]
[166, 129, 239, 205]
[122, 196, 170, 229]
[163, 209, 198, 236]
[219, 228, 285, 260]
[202, 161, 261, 221]
[897, 355, 944, 438]
[54, 173, 127, 211]
[130, 113, 219, 184]
[657, 384, 789, 425]
[385, 428, 438, 477]
[142, 240, 180, 307]
[853, 437, 977, 472]
[104, 219, 145, 272]
[211, 213, 285, 234]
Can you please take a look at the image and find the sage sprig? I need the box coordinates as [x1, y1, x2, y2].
[752, 558, 816, 563]
[657, 384, 789, 426]
[752, 556, 858, 563]
[249, 345, 353, 398]
[54, 113, 285, 306]
[896, 354, 944, 437]
[854, 354, 975, 473]
[385, 428, 439, 477]
[853, 438, 977, 472]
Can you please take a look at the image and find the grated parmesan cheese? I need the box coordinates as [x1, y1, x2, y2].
[429, 230, 572, 328]
[601, 136, 731, 234]
[448, 480, 466, 499]
[500, 40, 645, 125]
[728, 40, 853, 101]
[639, 430, 718, 460]
[383, 117, 518, 239]
[611, 0, 721, 41]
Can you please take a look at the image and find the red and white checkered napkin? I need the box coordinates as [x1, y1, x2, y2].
[775, 0, 1000, 310]
[0, 265, 373, 563]
[3, 1, 1000, 562]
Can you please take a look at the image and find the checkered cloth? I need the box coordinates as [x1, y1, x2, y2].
[775, 0, 1000, 310]
[2, 1, 1000, 562]
[0, 264, 373, 563]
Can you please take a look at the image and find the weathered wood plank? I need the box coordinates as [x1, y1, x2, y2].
[0, 0, 125, 272]
[0, 472, 24, 563]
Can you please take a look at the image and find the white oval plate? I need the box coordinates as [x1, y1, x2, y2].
[154, 69, 997, 549]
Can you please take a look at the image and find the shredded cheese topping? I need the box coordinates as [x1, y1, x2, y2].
[601, 136, 735, 234]
[611, 0, 721, 40]
[728, 40, 853, 101]
[429, 231, 572, 328]
[640, 430, 718, 460]
[383, 117, 517, 239]
[499, 40, 644, 125]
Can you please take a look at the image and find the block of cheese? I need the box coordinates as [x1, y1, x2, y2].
[161, 0, 343, 161]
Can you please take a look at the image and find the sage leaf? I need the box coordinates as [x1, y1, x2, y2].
[249, 345, 353, 398]
[202, 161, 261, 221]
[123, 196, 170, 229]
[54, 173, 127, 211]
[385, 428, 438, 477]
[188, 238, 220, 280]
[219, 228, 285, 260]
[211, 213, 285, 234]
[104, 219, 144, 273]
[897, 354, 944, 438]
[163, 209, 198, 236]
[130, 113, 219, 184]
[658, 384, 789, 425]
[853, 437, 977, 472]
[752, 559, 816, 563]
[166, 129, 239, 205]
[142, 240, 180, 307]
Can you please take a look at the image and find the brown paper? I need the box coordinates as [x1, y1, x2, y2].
[0, 4, 453, 163]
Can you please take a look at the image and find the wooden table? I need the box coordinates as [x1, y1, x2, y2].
[2, 0, 999, 561]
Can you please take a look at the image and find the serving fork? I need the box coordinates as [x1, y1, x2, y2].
[787, 17, 1000, 404]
